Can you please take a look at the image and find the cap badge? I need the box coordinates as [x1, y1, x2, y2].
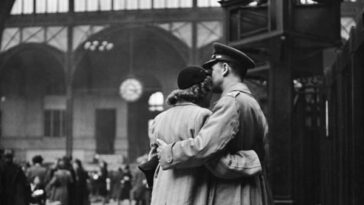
[211, 54, 222, 59]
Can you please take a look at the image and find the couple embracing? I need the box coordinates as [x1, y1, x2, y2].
[145, 42, 272, 205]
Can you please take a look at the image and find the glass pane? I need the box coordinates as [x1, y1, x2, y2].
[88, 0, 98, 11]
[154, 0, 165, 8]
[36, 0, 46, 13]
[100, 0, 112, 11]
[113, 0, 126, 10]
[23, 0, 34, 14]
[197, 21, 222, 48]
[73, 25, 90, 50]
[75, 0, 86, 12]
[53, 110, 60, 137]
[11, 0, 22, 14]
[61, 110, 66, 137]
[126, 0, 138, 9]
[167, 0, 178, 8]
[1, 28, 20, 51]
[47, 0, 58, 13]
[180, 0, 192, 8]
[22, 27, 44, 43]
[210, 0, 220, 7]
[139, 0, 151, 9]
[171, 22, 192, 47]
[44, 110, 51, 137]
[58, 0, 69, 12]
[47, 27, 67, 51]
[198, 0, 209, 7]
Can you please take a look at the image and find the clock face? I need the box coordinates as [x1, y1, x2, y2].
[120, 78, 143, 102]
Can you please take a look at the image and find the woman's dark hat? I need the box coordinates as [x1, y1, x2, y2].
[202, 42, 255, 70]
[177, 66, 208, 89]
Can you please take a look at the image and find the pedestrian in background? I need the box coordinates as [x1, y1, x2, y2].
[47, 158, 73, 205]
[131, 155, 150, 205]
[96, 160, 109, 205]
[27, 155, 47, 190]
[1, 149, 31, 205]
[111, 167, 123, 201]
[73, 159, 90, 205]
[118, 164, 132, 205]
[30, 176, 46, 205]
[62, 156, 76, 205]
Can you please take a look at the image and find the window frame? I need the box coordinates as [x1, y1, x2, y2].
[44, 109, 66, 137]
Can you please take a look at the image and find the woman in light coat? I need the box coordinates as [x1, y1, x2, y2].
[47, 158, 73, 205]
[150, 66, 262, 205]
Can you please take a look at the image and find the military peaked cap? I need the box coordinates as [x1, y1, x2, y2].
[202, 42, 255, 70]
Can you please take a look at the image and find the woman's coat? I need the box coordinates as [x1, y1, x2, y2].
[150, 102, 212, 205]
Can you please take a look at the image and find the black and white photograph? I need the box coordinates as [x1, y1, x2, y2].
[0, 0, 363, 205]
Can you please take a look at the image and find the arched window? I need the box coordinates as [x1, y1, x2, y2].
[148, 92, 164, 112]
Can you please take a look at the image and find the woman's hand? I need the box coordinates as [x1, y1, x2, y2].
[148, 143, 158, 161]
[156, 139, 168, 160]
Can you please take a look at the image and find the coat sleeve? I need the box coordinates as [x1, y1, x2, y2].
[205, 150, 262, 179]
[171, 108, 212, 169]
[204, 92, 263, 178]
[169, 107, 262, 178]
[159, 95, 240, 169]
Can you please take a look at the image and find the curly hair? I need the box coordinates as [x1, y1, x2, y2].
[167, 76, 212, 106]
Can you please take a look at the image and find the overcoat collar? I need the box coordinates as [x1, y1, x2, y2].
[222, 82, 252, 97]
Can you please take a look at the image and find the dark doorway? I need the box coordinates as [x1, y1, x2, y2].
[127, 93, 159, 162]
[95, 109, 116, 154]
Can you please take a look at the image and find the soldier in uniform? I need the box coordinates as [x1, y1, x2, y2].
[157, 42, 273, 205]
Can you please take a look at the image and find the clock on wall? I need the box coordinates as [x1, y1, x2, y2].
[119, 78, 143, 102]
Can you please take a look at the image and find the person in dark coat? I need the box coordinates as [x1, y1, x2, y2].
[96, 161, 108, 205]
[72, 159, 90, 205]
[62, 156, 76, 205]
[118, 164, 132, 205]
[1, 149, 31, 205]
[131, 156, 151, 205]
[110, 167, 123, 201]
[27, 155, 47, 189]
[44, 158, 60, 199]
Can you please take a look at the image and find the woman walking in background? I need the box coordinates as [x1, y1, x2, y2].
[96, 161, 109, 205]
[118, 164, 132, 205]
[47, 158, 73, 205]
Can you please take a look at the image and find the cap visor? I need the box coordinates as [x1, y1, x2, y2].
[202, 59, 217, 69]
[246, 60, 255, 69]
